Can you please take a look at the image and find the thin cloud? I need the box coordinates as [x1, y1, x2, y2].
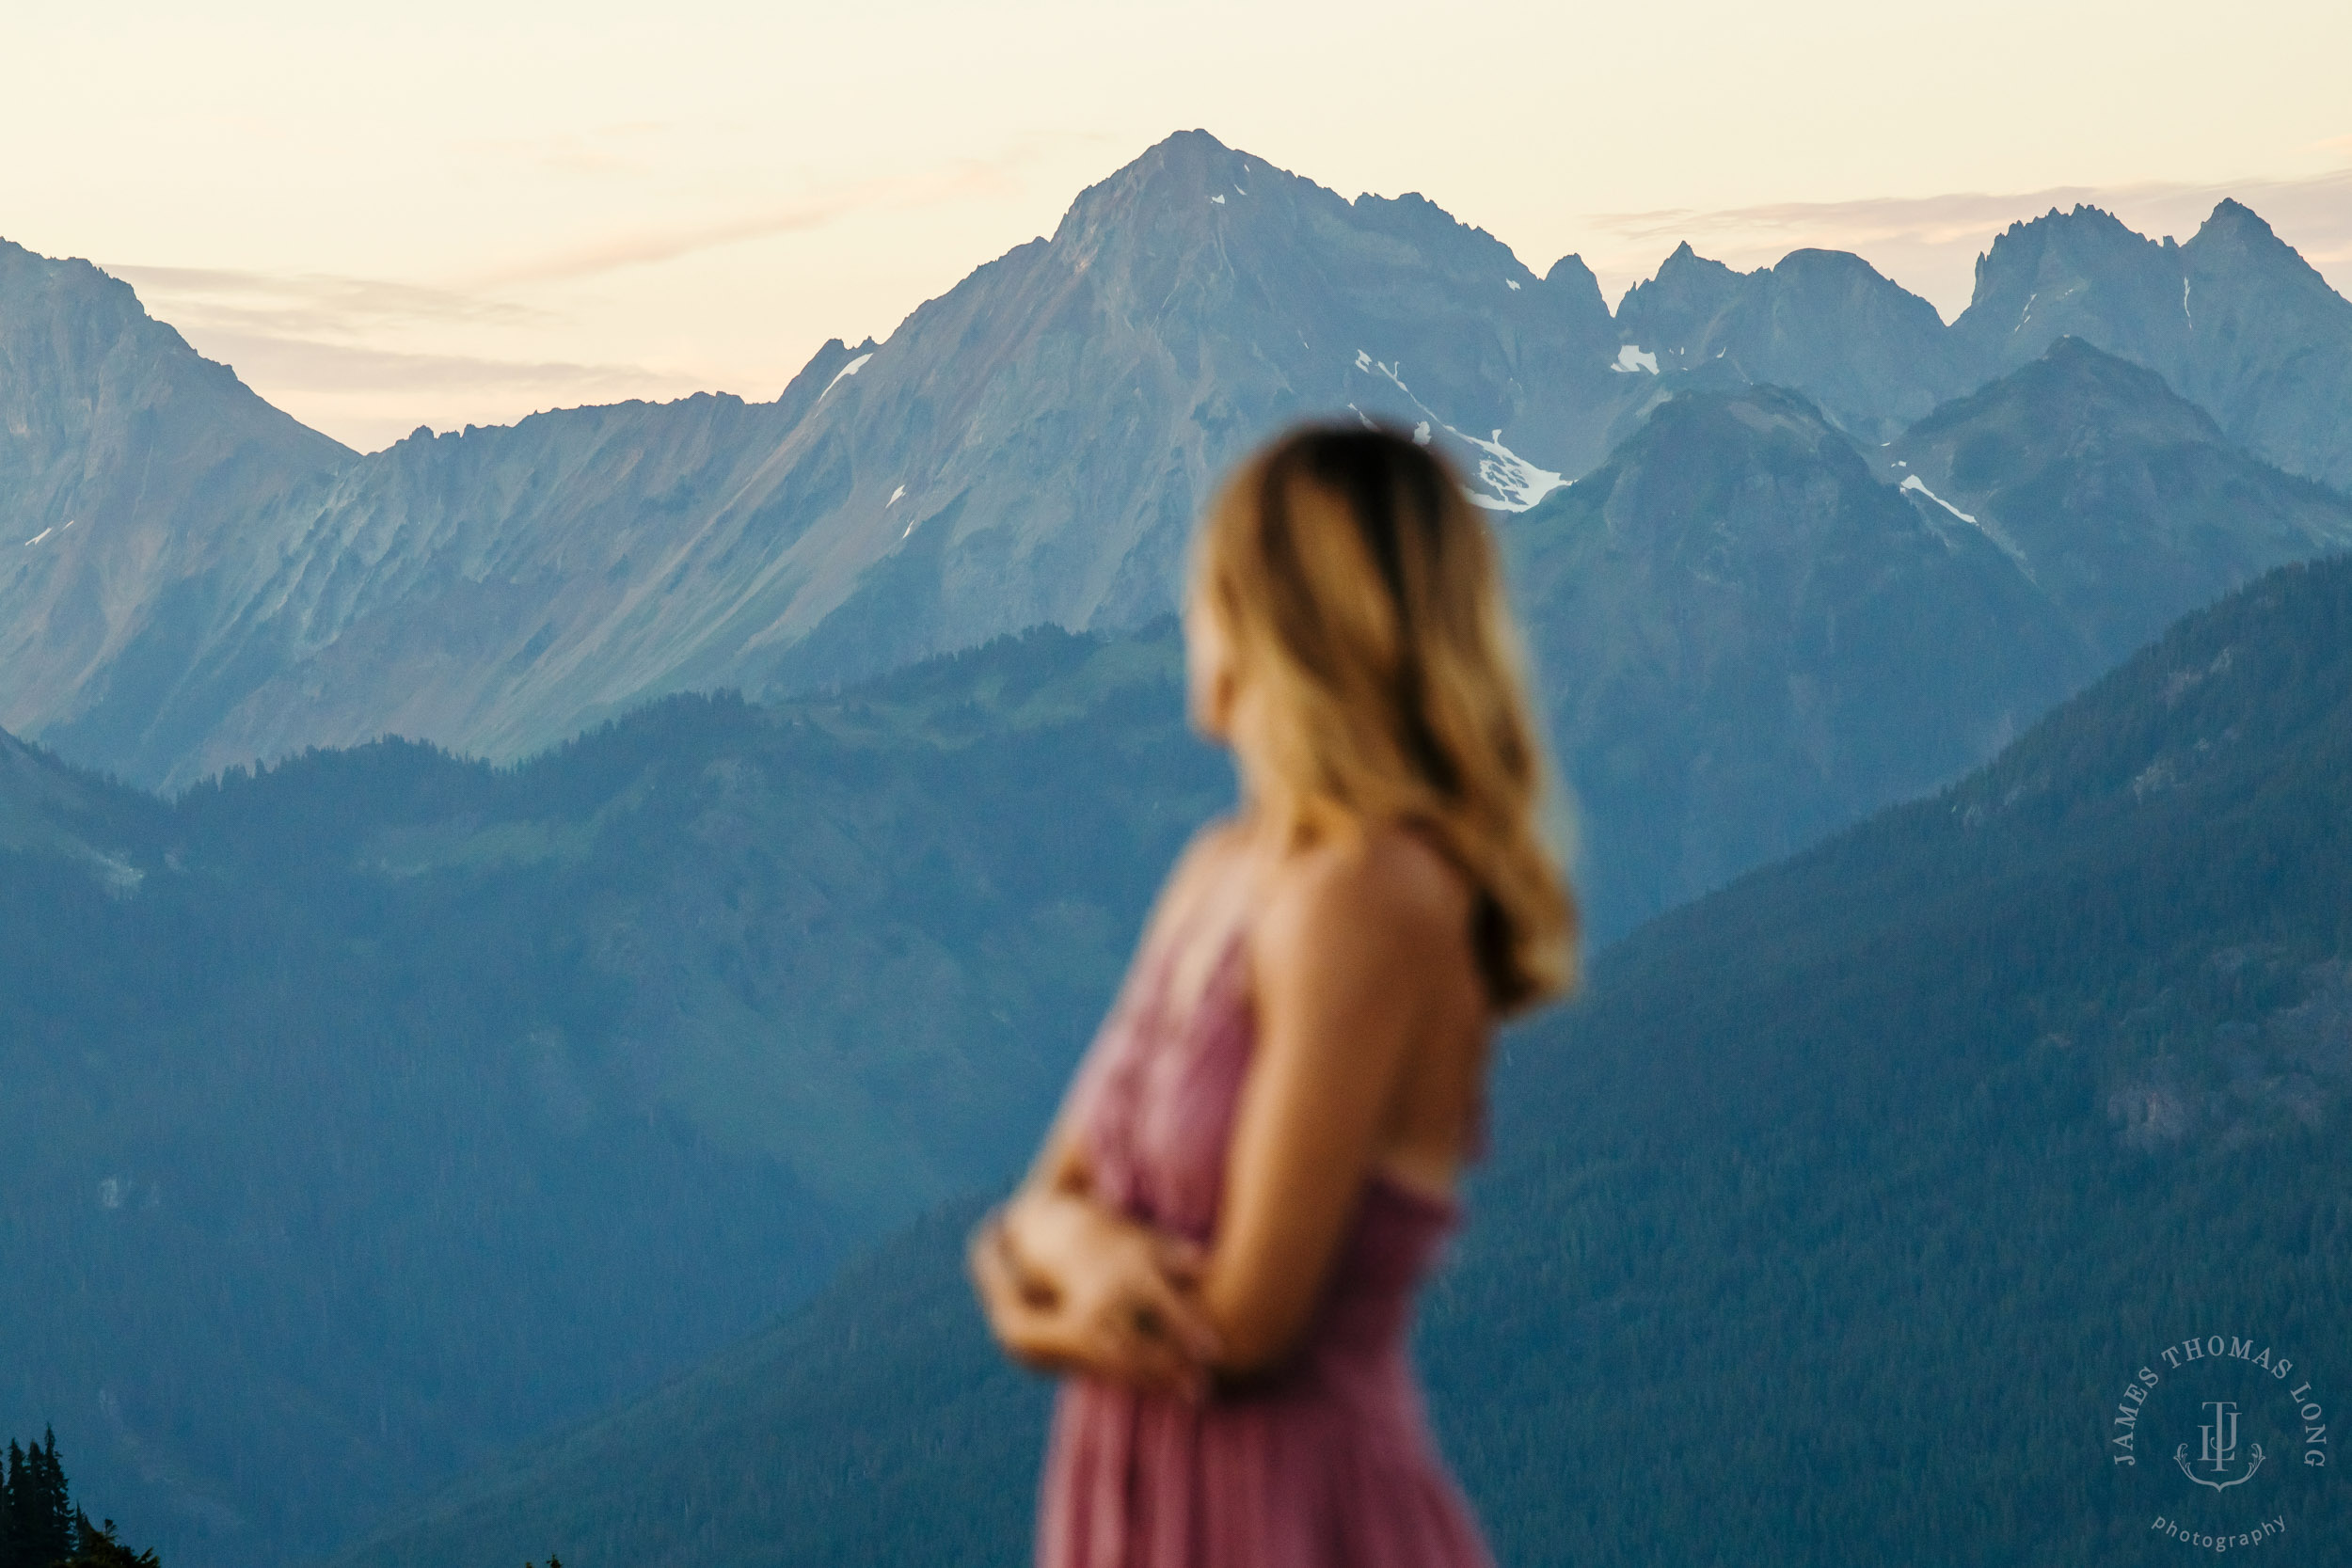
[181, 325, 691, 397]
[106, 264, 548, 336]
[469, 153, 1039, 288]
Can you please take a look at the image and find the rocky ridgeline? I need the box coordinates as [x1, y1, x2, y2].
[2, 133, 2349, 822]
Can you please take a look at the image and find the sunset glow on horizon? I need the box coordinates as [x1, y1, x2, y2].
[8, 0, 2349, 451]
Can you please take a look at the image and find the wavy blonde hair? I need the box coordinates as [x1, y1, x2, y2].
[1194, 424, 1576, 1012]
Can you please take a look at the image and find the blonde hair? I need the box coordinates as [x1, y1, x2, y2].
[1195, 424, 1577, 1012]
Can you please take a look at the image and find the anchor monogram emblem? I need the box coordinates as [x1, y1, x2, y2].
[2174, 1401, 2265, 1491]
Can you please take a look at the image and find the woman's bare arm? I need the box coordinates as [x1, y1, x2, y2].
[1197, 831, 1469, 1374]
[968, 822, 1247, 1387]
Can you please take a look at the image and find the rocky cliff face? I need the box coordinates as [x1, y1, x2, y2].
[6, 133, 1662, 787]
[0, 241, 351, 765]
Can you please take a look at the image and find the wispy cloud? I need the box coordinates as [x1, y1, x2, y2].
[107, 264, 548, 337]
[469, 146, 1065, 288]
[179, 327, 684, 397]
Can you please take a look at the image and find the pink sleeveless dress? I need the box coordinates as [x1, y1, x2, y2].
[1036, 910, 1495, 1568]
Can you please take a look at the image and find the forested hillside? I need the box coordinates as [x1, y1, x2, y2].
[334, 553, 2352, 1568]
[0, 626, 1226, 1568]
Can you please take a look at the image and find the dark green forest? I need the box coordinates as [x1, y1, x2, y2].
[1, 1432, 159, 1568]
[331, 556, 2352, 1567]
[0, 626, 1228, 1568]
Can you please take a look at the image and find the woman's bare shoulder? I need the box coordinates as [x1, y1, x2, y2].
[1139, 816, 1248, 930]
[1257, 820, 1471, 961]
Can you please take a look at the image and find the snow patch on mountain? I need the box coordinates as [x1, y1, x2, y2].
[1350, 354, 1568, 512]
[1459, 430, 1568, 512]
[1612, 345, 1660, 374]
[820, 354, 874, 399]
[1900, 474, 2033, 574]
[1899, 473, 1975, 523]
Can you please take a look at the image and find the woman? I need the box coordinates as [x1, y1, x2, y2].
[969, 424, 1576, 1567]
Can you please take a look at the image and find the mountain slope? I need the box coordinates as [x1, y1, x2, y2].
[1502, 337, 2352, 938]
[1503, 382, 2090, 931]
[0, 239, 353, 753]
[5, 132, 1647, 789]
[1889, 335, 2352, 665]
[0, 626, 1226, 1568]
[340, 552, 2352, 1568]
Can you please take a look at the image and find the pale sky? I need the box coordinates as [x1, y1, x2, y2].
[8, 0, 2349, 452]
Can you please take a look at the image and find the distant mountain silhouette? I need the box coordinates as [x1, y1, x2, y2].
[1950, 198, 2352, 490]
[6, 135, 2350, 799]
[1613, 241, 1962, 441]
[1889, 334, 2352, 665]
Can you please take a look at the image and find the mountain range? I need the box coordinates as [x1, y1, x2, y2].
[7, 133, 2352, 804]
[326, 549, 2352, 1568]
[8, 135, 2352, 935]
[7, 128, 2352, 1568]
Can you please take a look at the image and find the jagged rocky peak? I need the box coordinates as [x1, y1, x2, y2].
[0, 238, 349, 468]
[1600, 238, 1958, 440]
[2189, 196, 2283, 252]
[1614, 240, 1748, 360]
[1350, 188, 1518, 261]
[1536, 252, 1615, 344]
[1049, 128, 1296, 257]
[1933, 193, 2352, 491]
[0, 236, 355, 750]
[1951, 202, 2186, 372]
[2183, 196, 2348, 309]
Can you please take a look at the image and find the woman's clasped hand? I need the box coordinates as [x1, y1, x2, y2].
[969, 1189, 1222, 1401]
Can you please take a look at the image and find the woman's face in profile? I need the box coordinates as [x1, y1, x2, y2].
[1184, 589, 1236, 742]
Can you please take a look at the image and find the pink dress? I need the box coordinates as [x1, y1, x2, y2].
[1036, 911, 1495, 1568]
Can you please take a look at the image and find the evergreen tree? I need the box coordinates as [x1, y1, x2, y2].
[0, 1441, 20, 1568]
[22, 1434, 72, 1568]
[61, 1513, 158, 1568]
[0, 1436, 155, 1568]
